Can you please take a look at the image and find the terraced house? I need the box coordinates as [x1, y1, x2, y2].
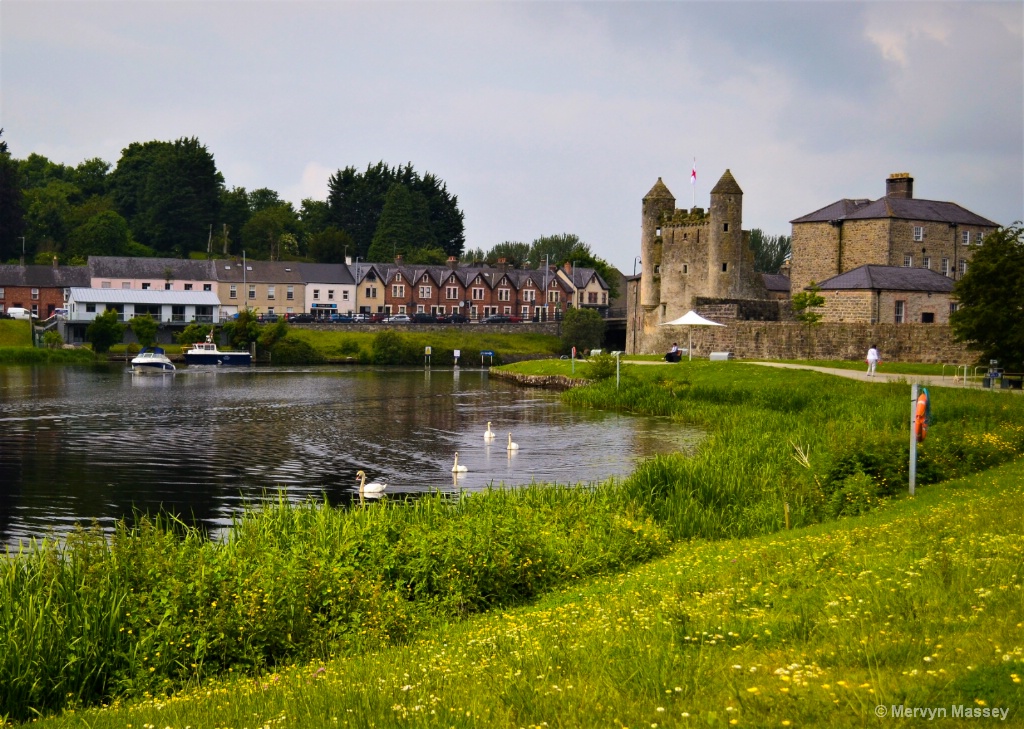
[213, 259, 304, 318]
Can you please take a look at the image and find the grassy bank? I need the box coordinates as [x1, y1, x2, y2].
[26, 458, 1024, 728]
[4, 363, 1023, 723]
[0, 320, 31, 347]
[0, 347, 99, 365]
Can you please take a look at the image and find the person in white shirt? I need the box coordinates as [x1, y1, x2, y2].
[866, 345, 880, 377]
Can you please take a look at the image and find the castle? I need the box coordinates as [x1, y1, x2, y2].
[632, 170, 774, 350]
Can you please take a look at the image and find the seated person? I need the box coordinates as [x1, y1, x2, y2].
[666, 343, 681, 362]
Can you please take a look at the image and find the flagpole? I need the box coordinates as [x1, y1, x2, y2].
[690, 157, 696, 209]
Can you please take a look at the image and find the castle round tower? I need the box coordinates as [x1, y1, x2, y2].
[641, 178, 675, 308]
[707, 169, 755, 298]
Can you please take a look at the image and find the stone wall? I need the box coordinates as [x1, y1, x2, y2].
[694, 297, 784, 321]
[639, 320, 977, 364]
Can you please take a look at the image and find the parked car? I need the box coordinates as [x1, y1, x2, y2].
[288, 313, 316, 323]
[384, 314, 412, 323]
[330, 313, 354, 323]
[436, 313, 468, 324]
[5, 308, 32, 321]
[259, 313, 280, 323]
[482, 315, 511, 324]
[411, 312, 438, 323]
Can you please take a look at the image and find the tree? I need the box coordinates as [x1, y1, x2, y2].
[216, 186, 251, 256]
[529, 233, 584, 267]
[22, 180, 78, 256]
[951, 223, 1024, 370]
[561, 307, 604, 355]
[241, 204, 300, 260]
[749, 229, 792, 274]
[792, 282, 825, 326]
[129, 314, 158, 348]
[0, 129, 26, 262]
[108, 137, 223, 256]
[488, 241, 531, 267]
[307, 227, 354, 264]
[68, 210, 132, 257]
[367, 183, 436, 262]
[86, 309, 125, 354]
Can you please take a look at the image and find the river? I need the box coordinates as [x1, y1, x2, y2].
[0, 364, 700, 547]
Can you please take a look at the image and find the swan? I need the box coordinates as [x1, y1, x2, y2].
[452, 451, 468, 473]
[355, 470, 387, 494]
[506, 433, 519, 451]
[484, 422, 495, 440]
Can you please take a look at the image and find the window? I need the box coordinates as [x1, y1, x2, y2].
[164, 283, 172, 290]
[229, 285, 237, 299]
[31, 288, 39, 300]
[602, 292, 607, 305]
[723, 223, 729, 232]
[141, 283, 151, 290]
[922, 257, 931, 270]
[267, 285, 275, 300]
[941, 258, 950, 277]
[523, 289, 535, 302]
[286, 286, 294, 300]
[471, 287, 485, 301]
[313, 289, 320, 300]
[446, 286, 459, 300]
[122, 282, 131, 289]
[248, 284, 256, 300]
[184, 283, 193, 291]
[422, 274, 429, 283]
[976, 231, 986, 244]
[0, 287, 4, 298]
[498, 288, 510, 301]
[949, 302, 959, 315]
[548, 290, 559, 303]
[913, 226, 924, 241]
[959, 260, 968, 277]
[342, 291, 349, 301]
[101, 281, 111, 289]
[31, 305, 38, 316]
[86, 303, 96, 313]
[365, 286, 377, 298]
[903, 254, 913, 267]
[921, 312, 935, 324]
[721, 262, 728, 272]
[419, 286, 431, 298]
[962, 231, 970, 246]
[392, 284, 405, 298]
[204, 284, 212, 292]
[683, 264, 689, 274]
[328, 289, 335, 300]
[588, 292, 599, 304]
[895, 300, 905, 324]
[395, 273, 402, 282]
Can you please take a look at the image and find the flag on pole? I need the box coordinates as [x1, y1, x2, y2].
[690, 158, 696, 184]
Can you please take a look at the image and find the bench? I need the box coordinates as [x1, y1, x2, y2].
[709, 352, 734, 361]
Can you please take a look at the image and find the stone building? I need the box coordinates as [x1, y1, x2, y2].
[789, 173, 999, 299]
[815, 265, 956, 324]
[629, 169, 775, 353]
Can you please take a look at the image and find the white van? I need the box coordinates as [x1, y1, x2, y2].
[5, 308, 32, 321]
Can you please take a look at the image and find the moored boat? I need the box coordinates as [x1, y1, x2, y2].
[183, 335, 252, 366]
[131, 346, 176, 373]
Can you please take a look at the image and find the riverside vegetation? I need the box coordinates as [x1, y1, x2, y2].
[3, 361, 1023, 725]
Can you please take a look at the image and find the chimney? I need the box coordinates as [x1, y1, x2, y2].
[497, 257, 508, 272]
[563, 261, 573, 274]
[53, 256, 59, 269]
[886, 172, 914, 199]
[394, 254, 403, 265]
[447, 256, 459, 271]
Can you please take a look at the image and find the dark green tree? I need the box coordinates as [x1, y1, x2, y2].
[68, 210, 132, 257]
[488, 241, 531, 267]
[749, 229, 792, 273]
[222, 308, 261, 350]
[307, 227, 354, 264]
[22, 180, 78, 256]
[951, 223, 1024, 370]
[529, 233, 584, 267]
[86, 309, 125, 354]
[0, 129, 26, 262]
[241, 204, 300, 260]
[72, 158, 111, 198]
[367, 183, 436, 262]
[561, 307, 605, 355]
[299, 198, 331, 237]
[108, 137, 223, 256]
[129, 314, 158, 348]
[216, 186, 251, 256]
[403, 247, 448, 265]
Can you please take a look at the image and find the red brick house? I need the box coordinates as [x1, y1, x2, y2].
[0, 263, 89, 318]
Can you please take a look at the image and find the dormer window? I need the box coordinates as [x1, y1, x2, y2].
[396, 273, 402, 282]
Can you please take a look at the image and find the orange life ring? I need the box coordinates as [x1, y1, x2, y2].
[914, 393, 928, 443]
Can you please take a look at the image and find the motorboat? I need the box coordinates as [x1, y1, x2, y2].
[131, 346, 176, 373]
[183, 334, 252, 366]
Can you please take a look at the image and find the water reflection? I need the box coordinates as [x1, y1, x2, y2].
[0, 364, 701, 546]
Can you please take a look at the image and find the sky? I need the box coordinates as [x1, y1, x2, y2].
[2, 1, 1022, 273]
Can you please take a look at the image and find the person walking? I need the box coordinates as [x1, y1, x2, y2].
[866, 344, 880, 377]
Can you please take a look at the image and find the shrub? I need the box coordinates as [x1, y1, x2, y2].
[270, 336, 325, 365]
[42, 330, 63, 349]
[584, 353, 618, 381]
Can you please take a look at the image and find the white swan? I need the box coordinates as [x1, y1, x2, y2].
[452, 451, 468, 473]
[506, 433, 519, 451]
[484, 422, 495, 441]
[355, 470, 387, 494]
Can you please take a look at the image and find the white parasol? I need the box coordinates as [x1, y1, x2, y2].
[659, 310, 725, 361]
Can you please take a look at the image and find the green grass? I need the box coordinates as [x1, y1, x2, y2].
[26, 459, 1024, 728]
[0, 320, 31, 347]
[5, 363, 1024, 725]
[756, 358, 951, 376]
[0, 348, 99, 365]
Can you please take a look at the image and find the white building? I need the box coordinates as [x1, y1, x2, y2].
[66, 288, 223, 324]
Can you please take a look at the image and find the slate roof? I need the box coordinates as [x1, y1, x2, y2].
[89, 257, 216, 280]
[212, 259, 303, 284]
[791, 196, 997, 226]
[760, 273, 791, 293]
[296, 263, 355, 285]
[710, 169, 743, 195]
[67, 288, 222, 305]
[0, 265, 90, 287]
[816, 265, 955, 293]
[644, 177, 675, 201]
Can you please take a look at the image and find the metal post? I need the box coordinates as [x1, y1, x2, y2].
[615, 351, 621, 389]
[909, 383, 918, 496]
